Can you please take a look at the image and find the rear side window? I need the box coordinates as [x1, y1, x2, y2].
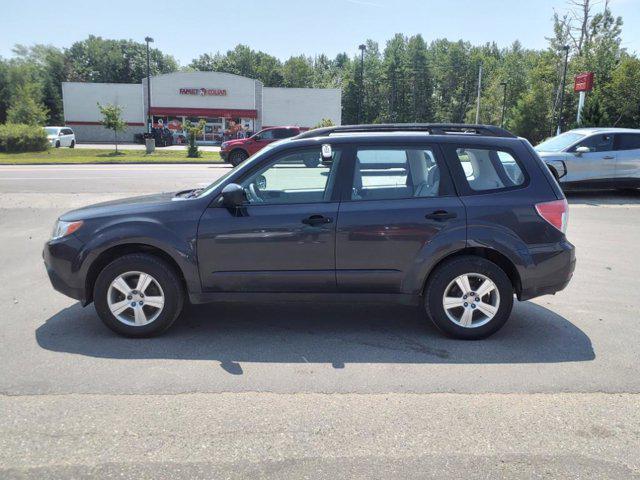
[615, 134, 640, 150]
[453, 147, 525, 192]
[352, 147, 444, 200]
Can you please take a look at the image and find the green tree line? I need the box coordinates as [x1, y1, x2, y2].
[1, 1, 638, 143]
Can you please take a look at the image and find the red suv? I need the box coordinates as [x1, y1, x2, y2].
[220, 126, 302, 166]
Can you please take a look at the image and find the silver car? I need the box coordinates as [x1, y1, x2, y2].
[535, 128, 640, 189]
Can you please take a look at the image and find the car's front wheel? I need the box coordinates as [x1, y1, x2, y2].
[424, 256, 514, 340]
[93, 253, 184, 337]
[229, 149, 248, 166]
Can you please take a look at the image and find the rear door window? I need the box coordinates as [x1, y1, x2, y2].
[273, 128, 298, 139]
[351, 147, 447, 200]
[614, 134, 640, 151]
[452, 147, 525, 192]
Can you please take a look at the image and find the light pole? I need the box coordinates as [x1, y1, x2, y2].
[474, 63, 483, 124]
[500, 81, 508, 128]
[145, 36, 154, 134]
[556, 45, 570, 135]
[357, 44, 366, 124]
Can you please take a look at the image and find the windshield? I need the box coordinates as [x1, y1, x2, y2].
[44, 127, 58, 135]
[196, 138, 293, 198]
[535, 132, 585, 152]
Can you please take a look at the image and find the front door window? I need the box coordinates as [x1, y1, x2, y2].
[240, 147, 342, 205]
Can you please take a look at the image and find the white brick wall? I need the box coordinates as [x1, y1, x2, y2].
[262, 88, 341, 128]
[144, 72, 258, 110]
[62, 82, 144, 123]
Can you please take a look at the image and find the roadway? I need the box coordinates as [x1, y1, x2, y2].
[1, 164, 639, 478]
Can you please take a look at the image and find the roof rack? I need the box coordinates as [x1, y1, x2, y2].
[295, 123, 516, 139]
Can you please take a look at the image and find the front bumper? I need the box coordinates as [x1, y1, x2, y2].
[43, 236, 87, 304]
[220, 150, 229, 161]
[519, 239, 576, 301]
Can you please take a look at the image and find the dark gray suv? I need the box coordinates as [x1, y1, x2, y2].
[44, 124, 576, 340]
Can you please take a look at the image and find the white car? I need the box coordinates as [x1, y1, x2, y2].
[535, 128, 640, 190]
[45, 126, 76, 148]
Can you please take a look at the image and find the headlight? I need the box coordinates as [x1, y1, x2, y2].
[221, 142, 228, 149]
[51, 220, 83, 240]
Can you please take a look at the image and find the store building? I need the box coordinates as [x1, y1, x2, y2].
[61, 71, 341, 143]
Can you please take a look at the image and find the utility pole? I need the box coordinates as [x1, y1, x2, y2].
[556, 45, 570, 135]
[357, 44, 366, 124]
[475, 64, 482, 124]
[145, 36, 154, 134]
[500, 81, 508, 128]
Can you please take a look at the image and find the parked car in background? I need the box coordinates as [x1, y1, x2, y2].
[535, 128, 640, 190]
[43, 124, 575, 340]
[220, 126, 302, 166]
[45, 126, 75, 148]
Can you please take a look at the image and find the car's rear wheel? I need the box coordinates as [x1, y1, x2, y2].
[93, 253, 184, 337]
[70, 140, 75, 148]
[229, 149, 248, 166]
[424, 256, 514, 340]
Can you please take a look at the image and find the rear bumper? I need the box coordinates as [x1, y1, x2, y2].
[519, 239, 576, 301]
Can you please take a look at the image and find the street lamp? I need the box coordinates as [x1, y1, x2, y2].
[357, 44, 366, 124]
[145, 36, 154, 134]
[500, 81, 508, 128]
[556, 45, 570, 135]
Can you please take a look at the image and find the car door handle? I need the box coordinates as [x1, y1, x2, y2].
[302, 215, 333, 226]
[425, 210, 457, 221]
[603, 155, 615, 160]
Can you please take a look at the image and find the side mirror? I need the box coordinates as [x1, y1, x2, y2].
[575, 146, 590, 156]
[221, 183, 245, 208]
[58, 132, 64, 136]
[252, 135, 260, 141]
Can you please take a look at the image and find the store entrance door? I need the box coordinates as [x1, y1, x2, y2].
[202, 118, 224, 143]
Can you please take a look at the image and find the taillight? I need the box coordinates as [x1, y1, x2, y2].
[535, 199, 568, 233]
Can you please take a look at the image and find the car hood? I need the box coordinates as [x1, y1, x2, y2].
[60, 192, 179, 221]
[535, 151, 568, 161]
[223, 138, 248, 148]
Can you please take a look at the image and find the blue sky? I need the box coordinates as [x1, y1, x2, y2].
[3, 0, 639, 64]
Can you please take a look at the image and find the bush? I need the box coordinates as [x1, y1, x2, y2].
[0, 124, 49, 153]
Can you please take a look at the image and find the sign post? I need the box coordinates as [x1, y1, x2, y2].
[574, 72, 594, 125]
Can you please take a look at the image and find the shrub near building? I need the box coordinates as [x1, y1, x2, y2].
[0, 124, 49, 153]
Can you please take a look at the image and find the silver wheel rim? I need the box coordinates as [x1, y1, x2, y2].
[442, 273, 500, 328]
[107, 271, 165, 326]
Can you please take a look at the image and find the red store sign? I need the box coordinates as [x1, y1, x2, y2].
[574, 72, 594, 92]
[179, 88, 228, 96]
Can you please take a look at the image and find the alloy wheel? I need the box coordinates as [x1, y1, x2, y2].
[442, 273, 500, 328]
[107, 271, 165, 326]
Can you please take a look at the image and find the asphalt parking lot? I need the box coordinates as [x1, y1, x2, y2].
[1, 164, 639, 478]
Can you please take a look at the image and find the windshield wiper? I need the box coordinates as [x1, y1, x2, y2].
[174, 188, 203, 199]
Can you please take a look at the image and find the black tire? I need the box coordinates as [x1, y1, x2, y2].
[70, 140, 75, 148]
[424, 255, 514, 340]
[93, 253, 184, 338]
[55, 141, 60, 148]
[229, 149, 248, 166]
